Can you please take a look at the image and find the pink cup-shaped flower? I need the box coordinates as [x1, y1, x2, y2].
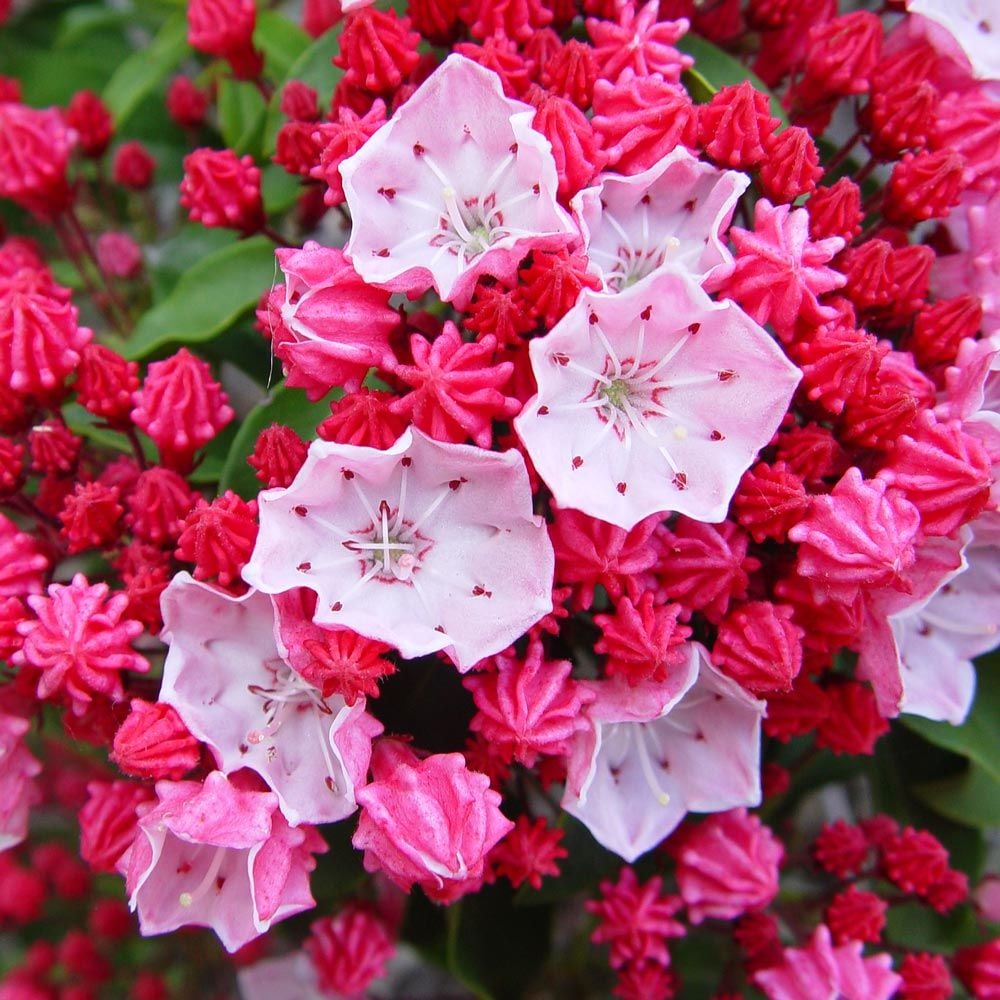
[119, 771, 326, 953]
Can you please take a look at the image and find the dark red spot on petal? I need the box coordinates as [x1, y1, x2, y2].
[538, 405, 550, 415]
[616, 481, 627, 494]
[413, 142, 425, 156]
[377, 187, 395, 200]
[552, 352, 569, 366]
[401, 456, 412, 467]
[331, 602, 343, 612]
[640, 305, 652, 321]
[683, 198, 696, 212]
[640, 193, 651, 205]
[718, 369, 736, 381]
[342, 469, 355, 479]
[672, 472, 688, 490]
[710, 429, 725, 441]
[297, 561, 312, 572]
[688, 322, 700, 334]
[572, 455, 583, 469]
[293, 505, 308, 517]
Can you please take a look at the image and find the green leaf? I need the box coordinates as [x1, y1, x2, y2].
[124, 236, 278, 360]
[217, 383, 335, 499]
[262, 25, 345, 156]
[446, 883, 552, 1000]
[217, 78, 267, 155]
[678, 34, 788, 126]
[147, 225, 239, 302]
[886, 901, 982, 953]
[261, 164, 303, 216]
[55, 5, 133, 47]
[255, 11, 310, 82]
[913, 762, 1000, 829]
[901, 660, 1000, 784]
[103, 13, 189, 127]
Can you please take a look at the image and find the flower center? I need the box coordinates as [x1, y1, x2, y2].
[246, 660, 329, 741]
[601, 377, 632, 410]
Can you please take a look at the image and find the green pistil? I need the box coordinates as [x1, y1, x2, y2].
[601, 378, 631, 409]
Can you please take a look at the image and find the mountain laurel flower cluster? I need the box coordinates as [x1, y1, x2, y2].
[0, 0, 998, 997]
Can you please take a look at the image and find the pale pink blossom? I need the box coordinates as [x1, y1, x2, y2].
[934, 191, 1000, 336]
[273, 241, 399, 400]
[353, 741, 514, 904]
[572, 149, 749, 292]
[237, 953, 321, 1000]
[722, 199, 845, 339]
[341, 54, 577, 306]
[906, 0, 1000, 81]
[0, 712, 41, 853]
[857, 529, 997, 723]
[119, 771, 326, 953]
[515, 272, 801, 529]
[158, 573, 382, 826]
[242, 428, 554, 671]
[755, 924, 902, 1000]
[562, 644, 765, 862]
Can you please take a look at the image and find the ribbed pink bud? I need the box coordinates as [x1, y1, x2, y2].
[788, 467, 921, 605]
[247, 423, 308, 489]
[712, 601, 804, 695]
[179, 148, 264, 233]
[464, 640, 594, 766]
[111, 699, 201, 781]
[79, 779, 154, 873]
[0, 104, 76, 218]
[124, 468, 197, 545]
[28, 419, 81, 474]
[878, 413, 993, 538]
[131, 348, 234, 471]
[14, 574, 148, 712]
[677, 809, 783, 923]
[174, 491, 258, 588]
[0, 273, 92, 398]
[75, 344, 140, 426]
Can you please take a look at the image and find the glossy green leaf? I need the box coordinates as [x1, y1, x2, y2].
[262, 25, 345, 155]
[886, 901, 982, 953]
[217, 383, 335, 499]
[55, 6, 133, 47]
[124, 236, 278, 360]
[447, 883, 552, 1000]
[103, 13, 189, 127]
[678, 34, 788, 126]
[217, 78, 267, 155]
[914, 762, 1000, 829]
[256, 11, 310, 82]
[261, 164, 303, 216]
[901, 660, 1000, 784]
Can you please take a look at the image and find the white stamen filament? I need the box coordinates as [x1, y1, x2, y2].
[178, 846, 227, 909]
[634, 729, 671, 807]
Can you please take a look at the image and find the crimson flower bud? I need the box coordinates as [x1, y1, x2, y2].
[64, 90, 114, 158]
[884, 149, 967, 226]
[131, 347, 235, 471]
[187, 0, 262, 80]
[111, 698, 201, 780]
[247, 423, 308, 488]
[179, 147, 264, 233]
[165, 76, 209, 128]
[0, 103, 76, 218]
[112, 140, 156, 190]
